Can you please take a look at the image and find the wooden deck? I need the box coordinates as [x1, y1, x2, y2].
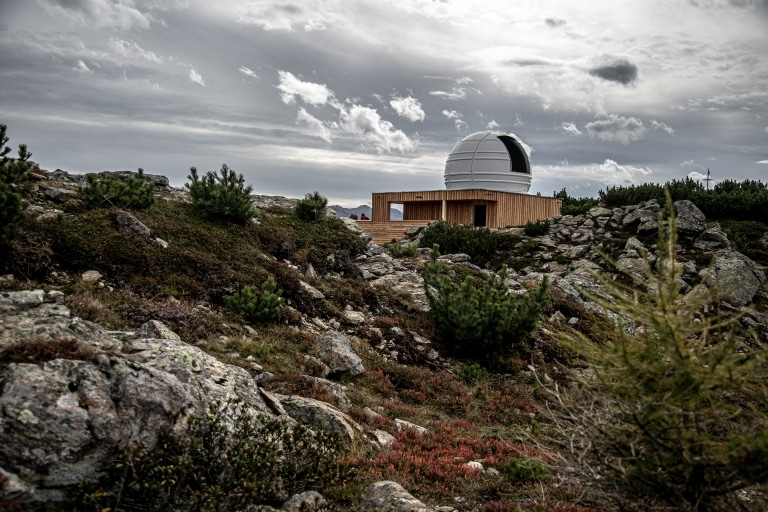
[355, 221, 430, 246]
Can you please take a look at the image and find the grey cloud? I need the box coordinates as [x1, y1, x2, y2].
[588, 59, 639, 85]
[585, 115, 646, 144]
[545, 18, 566, 27]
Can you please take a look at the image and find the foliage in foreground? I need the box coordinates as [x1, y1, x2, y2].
[186, 164, 257, 224]
[80, 169, 156, 210]
[422, 245, 549, 361]
[59, 410, 352, 511]
[540, 198, 768, 510]
[418, 221, 501, 267]
[294, 191, 329, 221]
[0, 123, 32, 239]
[224, 277, 284, 324]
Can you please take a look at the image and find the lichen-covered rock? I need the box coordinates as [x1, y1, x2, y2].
[272, 394, 362, 446]
[312, 331, 365, 377]
[674, 200, 707, 236]
[115, 209, 151, 238]
[360, 481, 432, 511]
[700, 251, 765, 306]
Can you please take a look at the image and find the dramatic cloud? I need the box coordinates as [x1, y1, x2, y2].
[188, 68, 205, 86]
[650, 120, 675, 135]
[390, 96, 426, 122]
[587, 57, 639, 85]
[38, 0, 185, 30]
[238, 66, 259, 80]
[585, 115, 646, 144]
[561, 122, 582, 136]
[338, 105, 416, 153]
[108, 38, 163, 63]
[277, 71, 334, 105]
[236, 2, 332, 32]
[688, 171, 707, 180]
[545, 17, 566, 27]
[297, 107, 332, 143]
[441, 110, 461, 119]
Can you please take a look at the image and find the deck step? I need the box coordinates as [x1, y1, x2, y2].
[355, 221, 428, 246]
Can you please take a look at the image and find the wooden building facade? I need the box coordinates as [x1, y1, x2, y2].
[358, 189, 562, 245]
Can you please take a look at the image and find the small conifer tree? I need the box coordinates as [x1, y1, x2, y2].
[422, 245, 548, 360]
[0, 124, 32, 239]
[80, 169, 155, 210]
[224, 278, 283, 324]
[186, 164, 257, 224]
[294, 191, 328, 221]
[539, 194, 768, 510]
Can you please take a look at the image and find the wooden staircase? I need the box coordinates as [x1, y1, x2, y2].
[355, 221, 429, 246]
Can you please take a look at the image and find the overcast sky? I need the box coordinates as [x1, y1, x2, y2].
[1, 0, 767, 206]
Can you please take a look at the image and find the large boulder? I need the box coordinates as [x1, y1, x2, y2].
[273, 394, 362, 446]
[0, 292, 275, 502]
[359, 481, 431, 511]
[674, 200, 707, 236]
[312, 331, 365, 377]
[701, 251, 765, 306]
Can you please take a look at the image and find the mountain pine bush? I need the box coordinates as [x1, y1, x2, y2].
[80, 169, 155, 210]
[224, 277, 283, 324]
[422, 245, 549, 361]
[186, 164, 257, 224]
[539, 195, 768, 510]
[0, 124, 32, 239]
[295, 191, 328, 221]
[418, 221, 500, 267]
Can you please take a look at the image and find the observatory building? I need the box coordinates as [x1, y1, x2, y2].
[360, 131, 561, 245]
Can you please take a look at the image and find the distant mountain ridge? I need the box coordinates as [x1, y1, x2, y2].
[329, 204, 402, 220]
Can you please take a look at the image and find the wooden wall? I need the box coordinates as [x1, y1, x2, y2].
[371, 189, 561, 227]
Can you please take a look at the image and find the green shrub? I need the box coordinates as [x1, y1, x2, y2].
[554, 188, 599, 216]
[62, 410, 352, 511]
[459, 363, 488, 385]
[386, 242, 418, 258]
[80, 169, 155, 210]
[422, 245, 549, 361]
[224, 277, 283, 324]
[0, 124, 32, 239]
[501, 458, 549, 484]
[541, 194, 768, 510]
[523, 219, 550, 236]
[419, 221, 499, 267]
[186, 164, 257, 224]
[295, 191, 328, 221]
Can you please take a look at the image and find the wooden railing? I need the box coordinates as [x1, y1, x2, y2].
[355, 221, 429, 246]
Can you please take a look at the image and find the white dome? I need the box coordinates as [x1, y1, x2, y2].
[444, 131, 532, 193]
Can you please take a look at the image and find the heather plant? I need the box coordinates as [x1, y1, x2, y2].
[61, 410, 352, 511]
[539, 195, 768, 510]
[80, 169, 155, 210]
[294, 191, 328, 221]
[224, 277, 283, 324]
[523, 218, 550, 236]
[501, 457, 549, 484]
[419, 221, 500, 266]
[0, 124, 32, 239]
[186, 164, 257, 224]
[422, 245, 549, 361]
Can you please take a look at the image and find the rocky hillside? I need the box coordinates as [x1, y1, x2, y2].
[1, 168, 767, 511]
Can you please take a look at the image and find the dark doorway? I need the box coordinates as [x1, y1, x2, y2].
[473, 204, 487, 227]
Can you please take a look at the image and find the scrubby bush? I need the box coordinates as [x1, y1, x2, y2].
[501, 458, 549, 484]
[80, 169, 155, 210]
[0, 124, 32, 239]
[553, 188, 599, 216]
[459, 363, 488, 385]
[419, 221, 499, 267]
[422, 245, 549, 361]
[224, 277, 283, 324]
[62, 410, 352, 511]
[540, 195, 768, 510]
[523, 219, 550, 236]
[186, 164, 257, 224]
[295, 191, 328, 221]
[386, 242, 418, 258]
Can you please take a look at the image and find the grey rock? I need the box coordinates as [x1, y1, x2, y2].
[701, 251, 765, 306]
[674, 200, 707, 236]
[694, 226, 730, 251]
[394, 418, 429, 435]
[299, 281, 325, 300]
[282, 491, 326, 512]
[273, 394, 362, 446]
[360, 481, 431, 511]
[135, 319, 181, 341]
[438, 253, 471, 263]
[43, 186, 78, 203]
[588, 207, 614, 218]
[405, 225, 425, 237]
[151, 237, 169, 249]
[312, 331, 365, 377]
[115, 210, 151, 239]
[340, 309, 366, 325]
[297, 375, 351, 411]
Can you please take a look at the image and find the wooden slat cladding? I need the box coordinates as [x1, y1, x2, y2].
[371, 189, 561, 227]
[355, 221, 429, 245]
